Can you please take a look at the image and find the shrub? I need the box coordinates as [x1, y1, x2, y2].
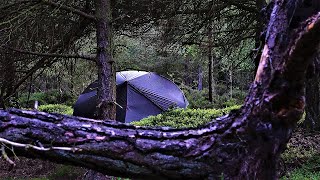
[132, 105, 240, 128]
[38, 104, 73, 115]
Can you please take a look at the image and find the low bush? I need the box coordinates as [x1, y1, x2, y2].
[132, 105, 240, 128]
[38, 104, 73, 115]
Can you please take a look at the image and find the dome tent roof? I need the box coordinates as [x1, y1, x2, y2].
[73, 71, 188, 123]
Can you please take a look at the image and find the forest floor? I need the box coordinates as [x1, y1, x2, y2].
[0, 158, 111, 180]
[0, 128, 319, 180]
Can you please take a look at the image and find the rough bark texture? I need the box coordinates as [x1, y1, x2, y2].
[305, 77, 320, 130]
[304, 55, 320, 130]
[0, 1, 320, 179]
[95, 0, 116, 120]
[253, 0, 266, 73]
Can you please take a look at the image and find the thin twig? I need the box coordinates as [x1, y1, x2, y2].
[0, 138, 82, 152]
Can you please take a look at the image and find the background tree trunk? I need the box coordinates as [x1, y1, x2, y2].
[304, 54, 320, 130]
[95, 0, 116, 120]
[304, 77, 320, 130]
[253, 0, 266, 73]
[198, 65, 203, 91]
[184, 55, 192, 86]
[207, 22, 215, 102]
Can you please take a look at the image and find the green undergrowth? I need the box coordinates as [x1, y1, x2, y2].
[281, 129, 320, 179]
[281, 154, 320, 180]
[18, 90, 76, 108]
[282, 144, 317, 164]
[48, 165, 83, 180]
[38, 104, 73, 115]
[132, 105, 241, 128]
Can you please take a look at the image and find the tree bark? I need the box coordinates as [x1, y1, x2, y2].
[304, 54, 320, 130]
[207, 22, 215, 102]
[0, 1, 320, 179]
[253, 0, 266, 74]
[95, 0, 116, 120]
[184, 55, 192, 86]
[198, 65, 203, 91]
[304, 76, 320, 130]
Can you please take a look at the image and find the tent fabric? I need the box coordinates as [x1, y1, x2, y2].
[73, 70, 188, 122]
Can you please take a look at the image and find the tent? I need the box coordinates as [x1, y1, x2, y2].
[73, 71, 188, 123]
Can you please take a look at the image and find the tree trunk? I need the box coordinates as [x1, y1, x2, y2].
[0, 51, 16, 107]
[253, 0, 266, 73]
[89, 0, 116, 178]
[304, 55, 320, 130]
[304, 76, 320, 130]
[0, 1, 320, 179]
[229, 69, 233, 99]
[207, 22, 215, 102]
[198, 65, 203, 91]
[184, 55, 192, 86]
[95, 0, 116, 120]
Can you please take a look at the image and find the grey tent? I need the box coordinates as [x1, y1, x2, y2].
[73, 71, 188, 123]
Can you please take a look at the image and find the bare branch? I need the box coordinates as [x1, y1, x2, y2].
[0, 0, 39, 10]
[41, 0, 96, 21]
